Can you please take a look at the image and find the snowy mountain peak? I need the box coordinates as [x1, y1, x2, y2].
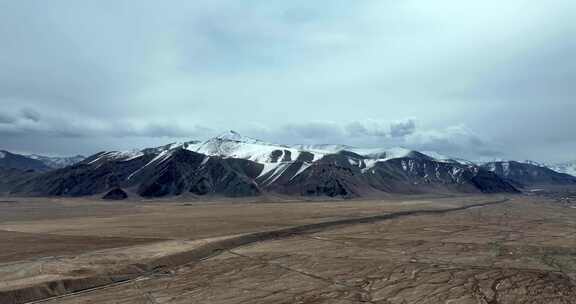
[211, 130, 276, 146]
[217, 130, 240, 140]
[216, 130, 245, 141]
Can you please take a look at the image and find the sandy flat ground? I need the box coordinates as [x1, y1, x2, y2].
[1, 194, 576, 303]
[0, 195, 493, 240]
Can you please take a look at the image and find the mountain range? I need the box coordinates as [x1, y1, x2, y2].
[1, 131, 575, 199]
[0, 150, 85, 171]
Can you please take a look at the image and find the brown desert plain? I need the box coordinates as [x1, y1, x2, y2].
[1, 191, 576, 304]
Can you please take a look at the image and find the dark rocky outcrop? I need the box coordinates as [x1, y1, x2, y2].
[102, 188, 128, 200]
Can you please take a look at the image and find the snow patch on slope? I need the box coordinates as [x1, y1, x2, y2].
[88, 150, 144, 164]
[258, 162, 281, 178]
[28, 154, 85, 168]
[260, 163, 292, 186]
[550, 161, 576, 177]
[189, 131, 326, 165]
[127, 150, 173, 180]
[289, 144, 351, 154]
[291, 162, 312, 180]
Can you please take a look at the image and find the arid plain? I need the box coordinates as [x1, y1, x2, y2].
[1, 193, 576, 304]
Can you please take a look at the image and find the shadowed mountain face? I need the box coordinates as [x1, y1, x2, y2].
[0, 168, 40, 194]
[7, 132, 521, 198]
[11, 149, 262, 198]
[482, 161, 576, 188]
[0, 151, 49, 194]
[0, 151, 84, 171]
[0, 151, 51, 172]
[0, 152, 87, 194]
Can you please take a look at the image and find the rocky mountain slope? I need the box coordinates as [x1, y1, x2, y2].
[8, 131, 519, 198]
[481, 161, 576, 188]
[0, 150, 50, 172]
[0, 168, 39, 194]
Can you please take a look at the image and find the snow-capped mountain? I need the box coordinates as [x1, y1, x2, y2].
[85, 131, 425, 182]
[10, 131, 519, 198]
[195, 132, 426, 165]
[151, 131, 467, 185]
[481, 161, 576, 187]
[193, 131, 326, 163]
[28, 154, 85, 169]
[549, 161, 576, 177]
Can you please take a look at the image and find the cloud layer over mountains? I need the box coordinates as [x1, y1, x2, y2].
[1, 1, 575, 161]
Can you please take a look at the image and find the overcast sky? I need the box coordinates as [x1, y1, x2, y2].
[1, 0, 575, 162]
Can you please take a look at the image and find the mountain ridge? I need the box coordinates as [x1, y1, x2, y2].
[5, 131, 518, 198]
[3, 131, 574, 199]
[481, 160, 576, 187]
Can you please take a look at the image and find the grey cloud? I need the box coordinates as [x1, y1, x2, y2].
[345, 119, 416, 139]
[346, 121, 387, 137]
[243, 120, 502, 162]
[0, 108, 41, 127]
[0, 109, 211, 139]
[282, 119, 418, 141]
[389, 119, 416, 138]
[251, 119, 497, 160]
[131, 124, 214, 139]
[20, 108, 41, 122]
[403, 125, 503, 160]
[0, 1, 574, 161]
[0, 113, 16, 124]
[282, 122, 344, 140]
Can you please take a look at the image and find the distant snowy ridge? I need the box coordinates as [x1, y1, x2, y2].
[28, 154, 85, 169]
[549, 161, 576, 177]
[480, 159, 576, 178]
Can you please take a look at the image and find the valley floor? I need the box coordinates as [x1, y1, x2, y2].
[1, 194, 575, 303]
